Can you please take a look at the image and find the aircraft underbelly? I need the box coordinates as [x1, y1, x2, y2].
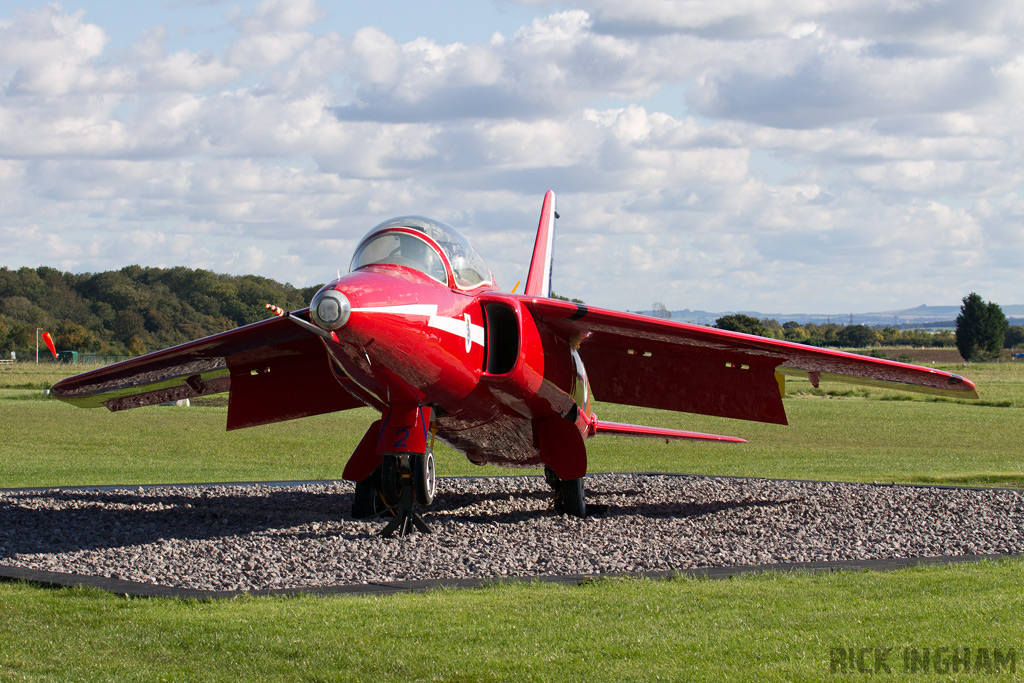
[436, 405, 542, 467]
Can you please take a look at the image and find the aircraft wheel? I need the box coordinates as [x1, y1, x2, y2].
[413, 449, 436, 505]
[379, 454, 402, 508]
[352, 467, 386, 519]
[561, 477, 587, 518]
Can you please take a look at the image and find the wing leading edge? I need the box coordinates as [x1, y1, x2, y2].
[521, 297, 978, 426]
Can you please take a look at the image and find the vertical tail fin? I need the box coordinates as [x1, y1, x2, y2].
[524, 190, 557, 297]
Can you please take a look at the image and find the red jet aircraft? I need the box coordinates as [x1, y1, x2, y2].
[52, 191, 979, 535]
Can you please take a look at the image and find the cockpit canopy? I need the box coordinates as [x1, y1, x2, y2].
[350, 216, 494, 290]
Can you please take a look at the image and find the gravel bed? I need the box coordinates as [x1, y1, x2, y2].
[1, 474, 1022, 592]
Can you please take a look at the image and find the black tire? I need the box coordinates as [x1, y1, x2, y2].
[379, 454, 402, 508]
[414, 449, 436, 506]
[544, 465, 562, 493]
[561, 477, 587, 518]
[352, 468, 386, 519]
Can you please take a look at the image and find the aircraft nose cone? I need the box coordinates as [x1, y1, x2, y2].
[310, 289, 351, 330]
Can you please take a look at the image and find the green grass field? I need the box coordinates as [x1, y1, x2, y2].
[2, 359, 1023, 681]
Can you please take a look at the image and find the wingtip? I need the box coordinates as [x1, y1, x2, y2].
[948, 373, 980, 399]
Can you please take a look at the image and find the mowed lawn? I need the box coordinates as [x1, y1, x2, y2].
[1, 359, 1023, 681]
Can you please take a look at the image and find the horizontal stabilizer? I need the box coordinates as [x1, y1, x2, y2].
[595, 420, 746, 443]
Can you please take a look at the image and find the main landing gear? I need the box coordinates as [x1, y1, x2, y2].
[353, 450, 436, 537]
[545, 466, 587, 518]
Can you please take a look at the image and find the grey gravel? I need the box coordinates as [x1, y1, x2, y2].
[1, 474, 1022, 592]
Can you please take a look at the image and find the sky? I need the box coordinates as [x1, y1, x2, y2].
[1, 0, 1022, 314]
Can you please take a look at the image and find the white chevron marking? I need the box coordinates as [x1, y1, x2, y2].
[351, 303, 484, 349]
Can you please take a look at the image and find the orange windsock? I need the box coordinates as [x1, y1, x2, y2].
[42, 331, 57, 359]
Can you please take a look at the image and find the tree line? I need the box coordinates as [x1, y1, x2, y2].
[711, 295, 1022, 360]
[0, 266, 322, 358]
[712, 313, 964, 349]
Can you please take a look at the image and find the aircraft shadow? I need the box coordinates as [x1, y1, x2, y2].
[598, 496, 798, 520]
[0, 486, 552, 557]
[0, 485, 799, 557]
[426, 485, 798, 525]
[431, 499, 797, 526]
[0, 488, 359, 557]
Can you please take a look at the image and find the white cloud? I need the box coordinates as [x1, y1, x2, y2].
[526, 0, 1022, 44]
[0, 5, 109, 96]
[1, 2, 1023, 313]
[333, 10, 680, 122]
[226, 0, 325, 68]
[139, 49, 240, 91]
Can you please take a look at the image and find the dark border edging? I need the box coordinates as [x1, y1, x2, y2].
[0, 552, 1018, 599]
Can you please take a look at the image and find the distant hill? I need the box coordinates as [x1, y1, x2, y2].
[0, 265, 322, 358]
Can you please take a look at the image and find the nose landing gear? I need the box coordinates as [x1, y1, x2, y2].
[376, 449, 435, 537]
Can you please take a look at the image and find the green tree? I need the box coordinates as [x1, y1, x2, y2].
[550, 291, 585, 304]
[54, 321, 103, 352]
[0, 296, 48, 326]
[781, 321, 808, 343]
[837, 324, 877, 348]
[112, 310, 146, 346]
[1004, 326, 1024, 349]
[955, 293, 1008, 361]
[127, 336, 148, 356]
[758, 318, 783, 339]
[715, 314, 769, 336]
[933, 330, 956, 348]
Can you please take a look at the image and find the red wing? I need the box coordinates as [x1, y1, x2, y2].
[50, 311, 367, 429]
[522, 298, 978, 426]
